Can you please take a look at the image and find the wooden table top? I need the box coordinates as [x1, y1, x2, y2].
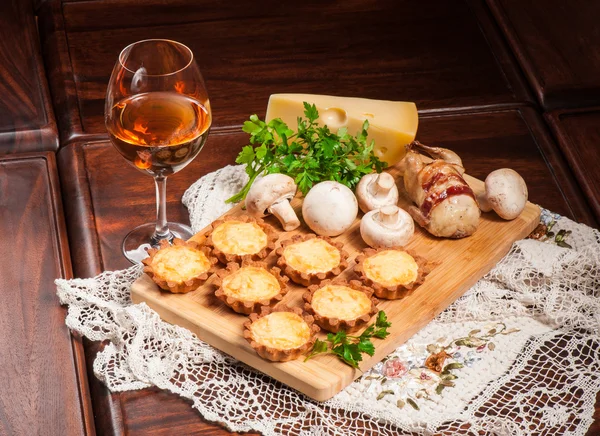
[57, 107, 597, 434]
[1, 0, 599, 434]
[487, 0, 600, 110]
[545, 108, 600, 225]
[38, 0, 533, 145]
[58, 107, 594, 275]
[0, 152, 93, 435]
[0, 0, 57, 152]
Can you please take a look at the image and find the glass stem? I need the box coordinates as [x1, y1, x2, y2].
[152, 175, 171, 244]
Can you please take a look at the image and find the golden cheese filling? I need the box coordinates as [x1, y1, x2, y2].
[312, 285, 371, 320]
[211, 221, 268, 255]
[283, 238, 341, 275]
[150, 246, 211, 283]
[250, 312, 311, 350]
[363, 250, 419, 287]
[221, 266, 281, 301]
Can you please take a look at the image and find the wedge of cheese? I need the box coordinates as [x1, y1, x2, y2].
[265, 94, 418, 166]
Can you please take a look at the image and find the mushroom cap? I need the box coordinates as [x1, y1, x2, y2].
[484, 169, 528, 220]
[245, 174, 297, 217]
[355, 172, 399, 213]
[302, 181, 358, 236]
[360, 205, 414, 248]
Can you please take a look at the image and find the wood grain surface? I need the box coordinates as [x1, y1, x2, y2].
[56, 106, 597, 434]
[545, 108, 600, 224]
[488, 0, 600, 110]
[0, 153, 93, 435]
[0, 0, 58, 153]
[0, 0, 591, 433]
[38, 0, 533, 145]
[131, 170, 540, 401]
[58, 108, 594, 274]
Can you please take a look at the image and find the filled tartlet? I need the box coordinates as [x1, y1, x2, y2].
[143, 238, 218, 294]
[206, 215, 278, 264]
[276, 234, 349, 286]
[243, 306, 320, 362]
[354, 247, 430, 299]
[214, 261, 288, 314]
[304, 280, 378, 333]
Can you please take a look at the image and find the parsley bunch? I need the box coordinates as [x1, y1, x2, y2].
[304, 311, 392, 369]
[226, 103, 387, 203]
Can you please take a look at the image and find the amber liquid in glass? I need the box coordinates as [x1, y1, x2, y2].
[107, 91, 211, 176]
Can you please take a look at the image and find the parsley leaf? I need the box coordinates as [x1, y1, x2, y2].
[226, 104, 387, 203]
[304, 339, 328, 361]
[328, 330, 347, 347]
[372, 311, 392, 339]
[235, 145, 255, 165]
[303, 102, 319, 122]
[357, 338, 375, 356]
[304, 311, 391, 369]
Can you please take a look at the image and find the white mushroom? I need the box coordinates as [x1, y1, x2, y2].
[245, 174, 301, 231]
[476, 169, 528, 220]
[360, 205, 414, 248]
[302, 181, 358, 236]
[355, 172, 399, 213]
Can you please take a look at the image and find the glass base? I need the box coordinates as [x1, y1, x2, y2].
[122, 222, 194, 264]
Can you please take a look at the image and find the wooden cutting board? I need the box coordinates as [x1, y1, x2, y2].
[131, 166, 540, 401]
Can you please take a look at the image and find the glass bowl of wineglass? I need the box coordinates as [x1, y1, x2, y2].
[105, 39, 211, 263]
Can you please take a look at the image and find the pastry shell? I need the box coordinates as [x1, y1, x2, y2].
[243, 306, 320, 362]
[276, 234, 349, 286]
[304, 279, 379, 333]
[143, 238, 218, 294]
[354, 247, 432, 300]
[213, 261, 289, 315]
[206, 215, 278, 264]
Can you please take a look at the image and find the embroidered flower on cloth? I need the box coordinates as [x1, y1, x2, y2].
[424, 351, 451, 373]
[382, 359, 408, 378]
[528, 209, 572, 248]
[362, 322, 520, 409]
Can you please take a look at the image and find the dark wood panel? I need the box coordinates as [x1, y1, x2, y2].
[34, 0, 48, 12]
[545, 108, 600, 224]
[0, 153, 93, 435]
[58, 131, 247, 435]
[488, 0, 600, 110]
[39, 0, 533, 145]
[58, 131, 243, 276]
[0, 0, 58, 152]
[57, 107, 596, 435]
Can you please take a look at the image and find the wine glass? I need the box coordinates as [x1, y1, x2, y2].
[105, 39, 211, 263]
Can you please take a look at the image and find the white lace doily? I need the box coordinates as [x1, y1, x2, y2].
[57, 165, 600, 435]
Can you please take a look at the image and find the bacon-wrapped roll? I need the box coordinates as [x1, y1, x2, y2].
[399, 141, 480, 238]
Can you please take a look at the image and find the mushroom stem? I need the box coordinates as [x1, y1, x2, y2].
[356, 172, 399, 213]
[476, 192, 493, 212]
[369, 173, 395, 197]
[468, 182, 493, 212]
[269, 200, 301, 231]
[378, 205, 399, 226]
